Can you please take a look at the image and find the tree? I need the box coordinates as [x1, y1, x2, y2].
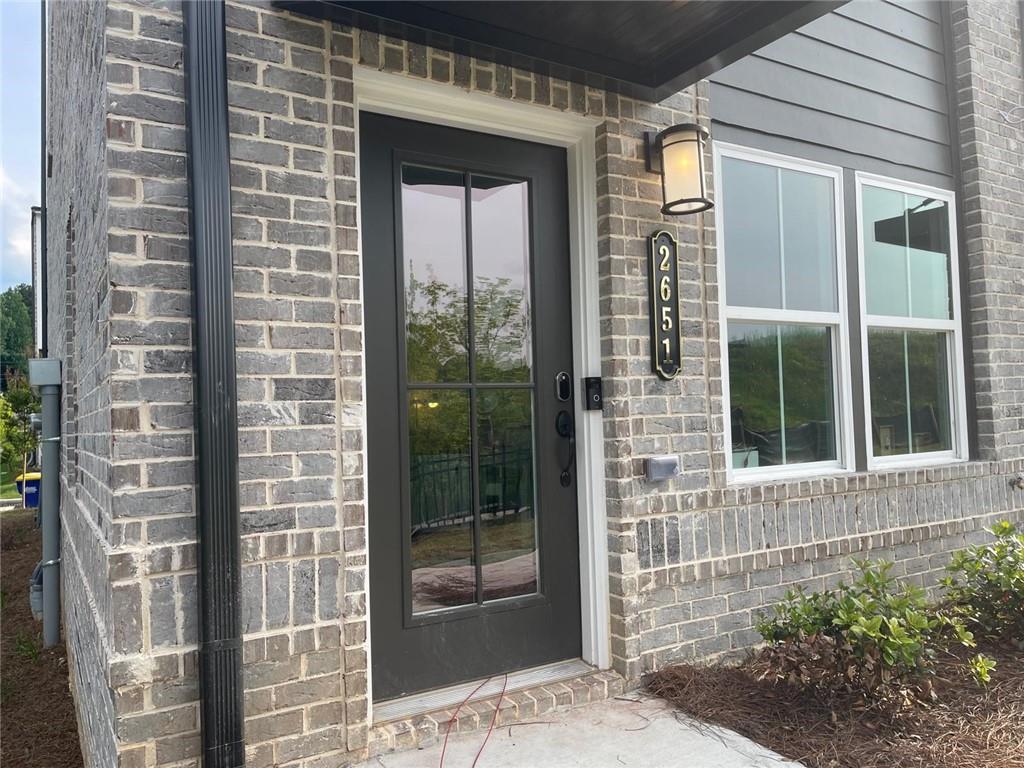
[0, 375, 39, 480]
[0, 284, 34, 390]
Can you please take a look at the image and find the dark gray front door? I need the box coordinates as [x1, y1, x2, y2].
[361, 112, 582, 701]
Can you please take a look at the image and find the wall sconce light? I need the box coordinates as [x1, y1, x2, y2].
[645, 124, 713, 216]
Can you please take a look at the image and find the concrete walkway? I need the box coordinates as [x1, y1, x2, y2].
[358, 695, 801, 768]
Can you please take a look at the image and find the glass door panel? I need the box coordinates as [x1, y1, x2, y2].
[401, 165, 469, 383]
[471, 176, 533, 382]
[477, 389, 538, 602]
[408, 389, 475, 613]
[401, 164, 539, 615]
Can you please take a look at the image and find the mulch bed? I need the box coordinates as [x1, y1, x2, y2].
[647, 645, 1024, 768]
[1, 509, 84, 768]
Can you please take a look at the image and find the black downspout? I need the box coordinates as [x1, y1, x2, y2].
[40, 0, 47, 357]
[181, 2, 245, 766]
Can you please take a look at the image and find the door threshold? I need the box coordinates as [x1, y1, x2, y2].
[373, 658, 595, 724]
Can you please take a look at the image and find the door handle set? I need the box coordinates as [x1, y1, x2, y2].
[554, 371, 576, 487]
[556, 409, 575, 487]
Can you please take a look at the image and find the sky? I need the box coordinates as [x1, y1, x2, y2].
[0, 0, 41, 292]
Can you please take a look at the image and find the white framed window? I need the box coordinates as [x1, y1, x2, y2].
[715, 144, 855, 482]
[855, 173, 968, 469]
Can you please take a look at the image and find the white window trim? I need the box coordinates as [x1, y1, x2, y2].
[855, 172, 969, 470]
[714, 142, 856, 484]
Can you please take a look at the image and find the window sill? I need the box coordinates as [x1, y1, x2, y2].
[727, 463, 854, 487]
[867, 452, 967, 472]
[726, 455, 973, 491]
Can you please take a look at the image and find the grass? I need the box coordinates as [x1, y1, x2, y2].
[14, 632, 39, 662]
[0, 464, 21, 500]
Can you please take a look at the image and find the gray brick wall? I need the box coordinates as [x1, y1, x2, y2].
[47, 1, 118, 766]
[630, 467, 1024, 673]
[952, 0, 1024, 460]
[47, 0, 1024, 766]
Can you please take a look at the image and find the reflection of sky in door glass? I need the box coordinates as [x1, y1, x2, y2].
[471, 177, 532, 382]
[401, 166, 469, 382]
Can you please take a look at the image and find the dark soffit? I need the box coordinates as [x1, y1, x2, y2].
[276, 1, 845, 102]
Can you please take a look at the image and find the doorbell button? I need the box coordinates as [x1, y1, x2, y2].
[583, 377, 603, 411]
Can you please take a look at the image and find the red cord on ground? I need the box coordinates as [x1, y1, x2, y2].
[471, 673, 508, 768]
[438, 676, 493, 768]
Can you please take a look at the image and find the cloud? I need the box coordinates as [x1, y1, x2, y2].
[0, 166, 35, 290]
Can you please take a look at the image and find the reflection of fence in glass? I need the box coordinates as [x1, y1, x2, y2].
[732, 419, 834, 468]
[410, 447, 534, 531]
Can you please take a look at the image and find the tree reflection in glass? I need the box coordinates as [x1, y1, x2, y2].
[472, 177, 532, 382]
[868, 329, 951, 456]
[401, 165, 539, 613]
[402, 166, 469, 383]
[728, 323, 836, 468]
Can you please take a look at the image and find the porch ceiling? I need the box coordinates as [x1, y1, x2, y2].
[276, 0, 844, 102]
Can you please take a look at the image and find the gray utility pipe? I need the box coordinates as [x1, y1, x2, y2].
[29, 358, 61, 648]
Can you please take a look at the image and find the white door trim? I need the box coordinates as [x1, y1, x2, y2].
[352, 67, 610, 711]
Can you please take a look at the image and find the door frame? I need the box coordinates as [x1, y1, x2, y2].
[353, 67, 609, 709]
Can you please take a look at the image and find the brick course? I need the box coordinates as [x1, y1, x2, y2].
[47, 1, 1024, 766]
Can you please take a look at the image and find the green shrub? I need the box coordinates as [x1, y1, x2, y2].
[942, 521, 1024, 644]
[755, 560, 983, 707]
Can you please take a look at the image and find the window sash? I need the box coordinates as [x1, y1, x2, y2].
[865, 326, 956, 460]
[725, 318, 845, 477]
[716, 144, 854, 481]
[855, 172, 968, 468]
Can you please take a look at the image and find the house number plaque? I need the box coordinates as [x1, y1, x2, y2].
[649, 230, 681, 380]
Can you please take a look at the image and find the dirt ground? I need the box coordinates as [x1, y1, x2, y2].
[1, 509, 83, 768]
[648, 644, 1024, 768]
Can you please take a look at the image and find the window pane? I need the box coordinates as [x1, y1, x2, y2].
[781, 169, 837, 312]
[907, 331, 951, 453]
[868, 329, 952, 457]
[408, 389, 475, 613]
[729, 323, 781, 468]
[781, 325, 836, 463]
[868, 329, 909, 455]
[471, 176, 533, 382]
[863, 186, 910, 317]
[477, 390, 537, 601]
[723, 158, 782, 309]
[402, 165, 469, 383]
[863, 185, 952, 319]
[728, 323, 836, 468]
[906, 198, 952, 320]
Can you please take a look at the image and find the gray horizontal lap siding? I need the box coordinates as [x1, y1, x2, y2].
[709, 0, 952, 186]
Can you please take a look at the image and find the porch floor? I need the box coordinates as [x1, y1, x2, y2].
[355, 693, 802, 768]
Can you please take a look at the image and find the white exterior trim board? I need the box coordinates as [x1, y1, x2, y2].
[353, 67, 610, 715]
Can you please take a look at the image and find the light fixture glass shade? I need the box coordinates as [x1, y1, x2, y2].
[656, 124, 712, 215]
